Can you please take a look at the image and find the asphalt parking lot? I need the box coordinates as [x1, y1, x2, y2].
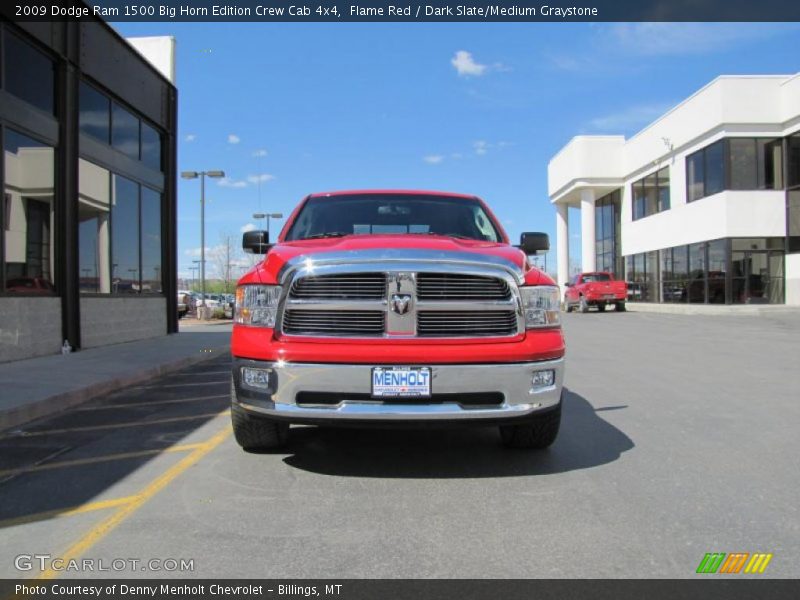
[0, 311, 798, 579]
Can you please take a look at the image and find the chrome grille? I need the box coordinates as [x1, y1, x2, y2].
[283, 310, 385, 336]
[417, 273, 510, 301]
[290, 273, 386, 300]
[417, 311, 518, 337]
[282, 271, 520, 338]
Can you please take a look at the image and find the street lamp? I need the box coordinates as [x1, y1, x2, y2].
[189, 265, 199, 291]
[182, 170, 225, 317]
[252, 212, 283, 238]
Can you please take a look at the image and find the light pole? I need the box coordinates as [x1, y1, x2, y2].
[182, 170, 224, 319]
[252, 212, 283, 239]
[189, 264, 199, 291]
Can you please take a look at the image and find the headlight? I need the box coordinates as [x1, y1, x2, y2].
[519, 285, 560, 328]
[234, 285, 282, 327]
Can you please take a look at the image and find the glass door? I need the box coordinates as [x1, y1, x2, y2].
[731, 250, 784, 304]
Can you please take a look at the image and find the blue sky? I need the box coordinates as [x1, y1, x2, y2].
[112, 22, 800, 278]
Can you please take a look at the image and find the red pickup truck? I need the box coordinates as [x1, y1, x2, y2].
[230, 190, 565, 451]
[564, 272, 627, 313]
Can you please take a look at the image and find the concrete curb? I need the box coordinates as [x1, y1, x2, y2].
[626, 303, 800, 316]
[0, 346, 229, 433]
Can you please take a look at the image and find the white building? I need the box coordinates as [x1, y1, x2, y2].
[548, 74, 800, 306]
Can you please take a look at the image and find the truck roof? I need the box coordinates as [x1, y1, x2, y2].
[308, 189, 478, 200]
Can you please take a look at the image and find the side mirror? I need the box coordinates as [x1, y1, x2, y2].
[243, 230, 271, 254]
[564, 282, 572, 288]
[518, 232, 549, 254]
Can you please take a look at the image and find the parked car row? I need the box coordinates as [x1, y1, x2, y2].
[177, 291, 235, 319]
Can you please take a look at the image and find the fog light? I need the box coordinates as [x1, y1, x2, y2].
[531, 369, 555, 389]
[242, 367, 272, 389]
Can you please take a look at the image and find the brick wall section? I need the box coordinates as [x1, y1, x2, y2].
[80, 297, 167, 349]
[0, 298, 63, 362]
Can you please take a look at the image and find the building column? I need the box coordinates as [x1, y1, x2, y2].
[556, 203, 569, 289]
[580, 189, 596, 273]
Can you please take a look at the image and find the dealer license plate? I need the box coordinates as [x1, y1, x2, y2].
[371, 367, 432, 398]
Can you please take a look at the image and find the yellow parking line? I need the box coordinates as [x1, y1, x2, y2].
[36, 421, 232, 580]
[0, 412, 228, 439]
[0, 443, 205, 479]
[75, 395, 227, 411]
[0, 496, 136, 529]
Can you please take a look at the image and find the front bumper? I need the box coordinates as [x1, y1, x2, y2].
[232, 356, 564, 425]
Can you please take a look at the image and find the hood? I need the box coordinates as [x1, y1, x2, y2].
[239, 234, 552, 286]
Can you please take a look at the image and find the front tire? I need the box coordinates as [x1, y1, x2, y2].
[579, 296, 589, 313]
[616, 301, 627, 312]
[499, 402, 562, 449]
[231, 404, 289, 451]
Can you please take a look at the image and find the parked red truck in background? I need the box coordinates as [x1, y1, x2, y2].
[230, 190, 565, 451]
[564, 272, 627, 313]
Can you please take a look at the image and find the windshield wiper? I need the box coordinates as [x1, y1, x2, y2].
[302, 232, 350, 239]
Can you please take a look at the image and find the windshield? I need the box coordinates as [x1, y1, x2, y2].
[583, 273, 611, 282]
[285, 194, 503, 242]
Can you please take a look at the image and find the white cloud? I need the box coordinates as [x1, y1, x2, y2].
[184, 133, 196, 142]
[217, 177, 248, 188]
[423, 155, 445, 165]
[228, 134, 241, 144]
[451, 50, 487, 77]
[240, 223, 257, 233]
[252, 149, 267, 157]
[588, 103, 674, 133]
[473, 141, 489, 156]
[610, 23, 800, 57]
[184, 246, 211, 257]
[246, 173, 275, 184]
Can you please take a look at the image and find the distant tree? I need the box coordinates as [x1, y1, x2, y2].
[210, 232, 240, 295]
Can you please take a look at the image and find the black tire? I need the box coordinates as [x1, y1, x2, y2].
[231, 404, 289, 451]
[564, 302, 572, 313]
[579, 296, 589, 313]
[616, 301, 627, 312]
[597, 303, 606, 312]
[500, 402, 562, 449]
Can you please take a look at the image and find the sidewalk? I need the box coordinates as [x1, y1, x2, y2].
[0, 323, 232, 431]
[626, 302, 800, 316]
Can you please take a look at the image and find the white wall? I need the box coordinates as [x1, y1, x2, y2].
[786, 254, 800, 306]
[622, 191, 788, 256]
[125, 36, 176, 84]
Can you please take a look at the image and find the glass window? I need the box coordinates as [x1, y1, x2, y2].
[729, 139, 757, 190]
[789, 191, 800, 253]
[688, 243, 707, 304]
[3, 130, 55, 292]
[140, 122, 162, 171]
[643, 173, 658, 217]
[787, 135, 800, 189]
[657, 167, 670, 211]
[757, 139, 783, 190]
[687, 151, 704, 202]
[632, 181, 647, 221]
[111, 176, 140, 293]
[140, 186, 162, 293]
[112, 103, 140, 159]
[707, 239, 727, 304]
[285, 194, 502, 242]
[79, 159, 112, 293]
[3, 32, 54, 114]
[79, 82, 110, 143]
[644, 251, 658, 302]
[705, 141, 725, 196]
